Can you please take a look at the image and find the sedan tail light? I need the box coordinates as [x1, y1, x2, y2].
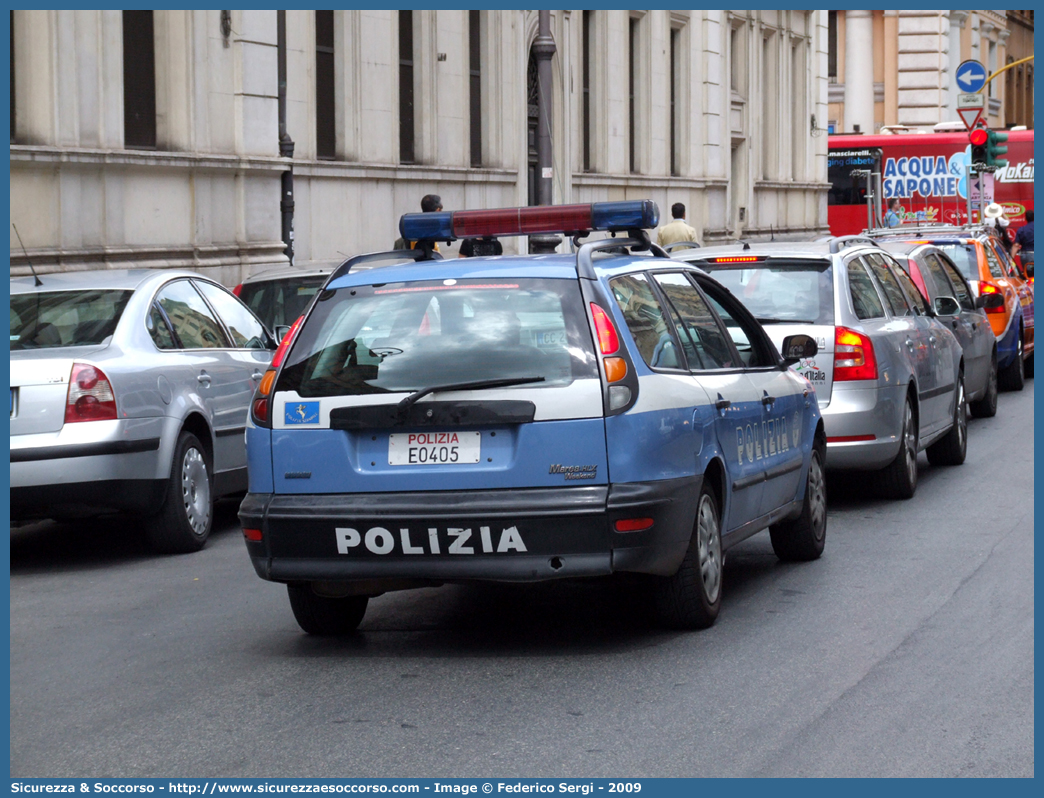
[978, 282, 1006, 313]
[834, 327, 878, 381]
[65, 363, 118, 423]
[232, 283, 243, 297]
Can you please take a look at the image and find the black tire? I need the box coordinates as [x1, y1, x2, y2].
[879, 395, 918, 500]
[1024, 351, 1034, 379]
[926, 372, 968, 466]
[146, 431, 213, 554]
[969, 352, 998, 418]
[287, 585, 368, 635]
[999, 333, 1025, 391]
[653, 482, 723, 630]
[769, 441, 827, 562]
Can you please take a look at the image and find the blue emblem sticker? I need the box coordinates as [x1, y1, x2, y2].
[285, 401, 320, 425]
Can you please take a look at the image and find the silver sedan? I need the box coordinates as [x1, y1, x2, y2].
[10, 269, 275, 552]
[673, 238, 967, 499]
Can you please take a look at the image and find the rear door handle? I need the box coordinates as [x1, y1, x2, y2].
[251, 371, 264, 380]
[714, 395, 731, 411]
[929, 336, 937, 346]
[761, 394, 776, 406]
[197, 373, 212, 385]
[905, 338, 914, 349]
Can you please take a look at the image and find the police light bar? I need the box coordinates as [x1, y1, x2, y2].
[399, 200, 659, 242]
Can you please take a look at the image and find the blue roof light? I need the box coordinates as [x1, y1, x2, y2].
[590, 200, 660, 232]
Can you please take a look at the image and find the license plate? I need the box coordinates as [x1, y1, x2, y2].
[388, 431, 481, 465]
[538, 330, 567, 346]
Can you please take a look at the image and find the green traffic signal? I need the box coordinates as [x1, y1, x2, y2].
[986, 129, 1009, 169]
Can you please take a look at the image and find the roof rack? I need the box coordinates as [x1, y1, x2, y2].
[864, 224, 966, 240]
[326, 246, 443, 285]
[576, 231, 668, 280]
[829, 235, 881, 254]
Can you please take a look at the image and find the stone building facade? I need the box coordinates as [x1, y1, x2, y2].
[10, 10, 830, 284]
[828, 10, 1032, 134]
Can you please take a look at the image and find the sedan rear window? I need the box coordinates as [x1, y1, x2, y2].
[277, 278, 598, 397]
[934, 244, 978, 281]
[698, 259, 834, 325]
[239, 276, 327, 331]
[10, 290, 132, 350]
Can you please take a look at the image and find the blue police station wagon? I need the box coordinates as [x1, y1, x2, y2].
[239, 201, 827, 634]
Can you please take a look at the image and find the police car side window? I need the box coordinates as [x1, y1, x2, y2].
[610, 274, 684, 370]
[866, 253, 912, 317]
[938, 256, 975, 311]
[651, 272, 736, 370]
[697, 279, 776, 368]
[847, 258, 886, 320]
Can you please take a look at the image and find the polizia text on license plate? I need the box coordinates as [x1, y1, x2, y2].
[388, 431, 481, 465]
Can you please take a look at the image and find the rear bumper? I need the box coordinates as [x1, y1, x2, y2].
[239, 477, 701, 584]
[11, 479, 168, 520]
[821, 381, 904, 470]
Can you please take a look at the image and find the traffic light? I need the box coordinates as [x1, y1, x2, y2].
[986, 129, 1009, 169]
[969, 127, 988, 165]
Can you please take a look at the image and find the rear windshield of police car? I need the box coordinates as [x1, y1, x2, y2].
[698, 259, 834, 325]
[277, 278, 599, 397]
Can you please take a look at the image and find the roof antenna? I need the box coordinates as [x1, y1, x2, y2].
[12, 223, 43, 287]
[742, 241, 751, 251]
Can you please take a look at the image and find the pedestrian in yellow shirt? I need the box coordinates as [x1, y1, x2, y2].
[657, 203, 699, 248]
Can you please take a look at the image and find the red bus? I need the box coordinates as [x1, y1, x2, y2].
[828, 130, 1034, 237]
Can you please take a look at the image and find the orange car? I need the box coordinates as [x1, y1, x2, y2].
[926, 234, 1033, 390]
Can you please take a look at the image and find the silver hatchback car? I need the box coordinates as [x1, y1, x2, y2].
[11, 270, 275, 551]
[673, 238, 967, 499]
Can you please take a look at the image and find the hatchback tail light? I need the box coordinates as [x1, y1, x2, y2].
[978, 282, 1006, 313]
[251, 316, 304, 428]
[834, 327, 878, 381]
[65, 363, 118, 423]
[590, 304, 620, 355]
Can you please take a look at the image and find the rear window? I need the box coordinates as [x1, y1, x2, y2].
[10, 290, 133, 350]
[277, 278, 598, 397]
[698, 260, 834, 325]
[239, 276, 327, 330]
[934, 244, 978, 281]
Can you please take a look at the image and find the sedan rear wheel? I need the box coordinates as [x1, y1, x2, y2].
[926, 373, 968, 466]
[879, 396, 918, 500]
[653, 483, 722, 630]
[999, 333, 1025, 391]
[969, 352, 998, 418]
[146, 431, 213, 554]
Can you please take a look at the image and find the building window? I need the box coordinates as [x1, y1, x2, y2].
[469, 10, 481, 168]
[399, 10, 415, 164]
[582, 10, 592, 172]
[629, 17, 638, 174]
[315, 11, 335, 160]
[730, 20, 747, 100]
[828, 11, 837, 81]
[670, 26, 680, 176]
[123, 10, 156, 149]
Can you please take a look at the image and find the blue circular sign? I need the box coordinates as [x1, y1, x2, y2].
[956, 59, 987, 94]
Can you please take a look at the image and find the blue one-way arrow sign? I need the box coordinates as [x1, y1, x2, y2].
[956, 60, 987, 93]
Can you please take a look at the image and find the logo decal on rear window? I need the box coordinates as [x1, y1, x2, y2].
[285, 401, 320, 425]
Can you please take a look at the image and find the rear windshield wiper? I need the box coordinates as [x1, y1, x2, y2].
[756, 317, 816, 325]
[398, 376, 546, 412]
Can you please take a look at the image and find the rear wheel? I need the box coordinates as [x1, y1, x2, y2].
[769, 441, 827, 561]
[1024, 351, 1034, 379]
[287, 585, 368, 635]
[999, 333, 1025, 391]
[146, 431, 212, 554]
[653, 483, 722, 630]
[969, 352, 998, 418]
[926, 373, 968, 466]
[879, 395, 918, 500]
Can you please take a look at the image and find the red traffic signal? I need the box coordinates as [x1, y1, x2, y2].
[969, 128, 988, 146]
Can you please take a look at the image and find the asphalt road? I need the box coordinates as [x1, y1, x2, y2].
[10, 382, 1034, 778]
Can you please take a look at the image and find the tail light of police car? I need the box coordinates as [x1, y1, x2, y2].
[979, 282, 1006, 313]
[252, 316, 304, 427]
[833, 327, 878, 381]
[590, 304, 620, 355]
[614, 517, 654, 532]
[65, 363, 118, 423]
[242, 527, 263, 542]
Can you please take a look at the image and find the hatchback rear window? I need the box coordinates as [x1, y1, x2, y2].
[933, 244, 978, 281]
[698, 259, 834, 325]
[10, 290, 133, 350]
[277, 278, 598, 397]
[239, 276, 327, 330]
